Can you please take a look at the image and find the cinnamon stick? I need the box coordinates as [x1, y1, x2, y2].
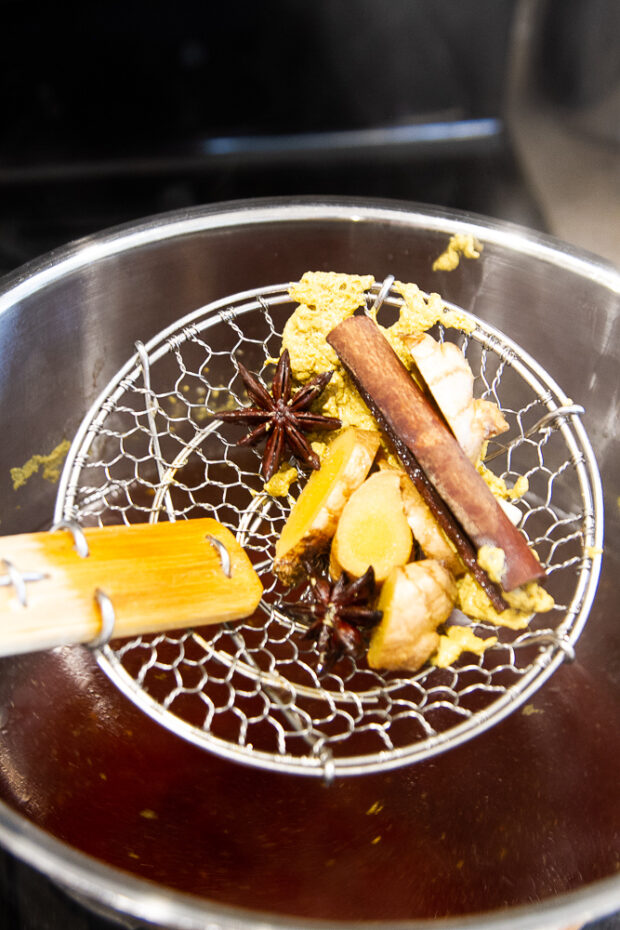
[327, 316, 545, 599]
[388, 435, 508, 611]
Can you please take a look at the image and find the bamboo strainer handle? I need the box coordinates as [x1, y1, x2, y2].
[0, 518, 263, 657]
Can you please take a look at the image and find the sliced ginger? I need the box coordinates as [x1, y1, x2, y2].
[273, 428, 381, 585]
[399, 475, 463, 575]
[330, 470, 412, 583]
[368, 560, 457, 672]
[376, 454, 463, 575]
[404, 332, 508, 464]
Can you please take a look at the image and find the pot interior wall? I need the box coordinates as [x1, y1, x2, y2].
[0, 201, 619, 927]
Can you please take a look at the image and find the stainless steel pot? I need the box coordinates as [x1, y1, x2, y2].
[0, 198, 619, 930]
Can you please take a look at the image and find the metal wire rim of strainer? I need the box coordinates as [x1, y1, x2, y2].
[54, 279, 604, 780]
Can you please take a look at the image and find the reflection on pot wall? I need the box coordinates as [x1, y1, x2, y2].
[508, 0, 620, 265]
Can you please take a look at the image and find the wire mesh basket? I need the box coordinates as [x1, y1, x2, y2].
[55, 280, 604, 779]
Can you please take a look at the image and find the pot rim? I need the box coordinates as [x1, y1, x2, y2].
[1, 195, 619, 929]
[1, 195, 619, 311]
[1, 796, 619, 930]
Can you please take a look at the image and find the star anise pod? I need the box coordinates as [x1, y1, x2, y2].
[216, 349, 341, 480]
[281, 566, 383, 674]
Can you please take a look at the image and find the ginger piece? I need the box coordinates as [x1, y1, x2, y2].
[330, 470, 412, 583]
[273, 428, 380, 585]
[405, 332, 508, 464]
[377, 455, 463, 575]
[368, 561, 457, 672]
[400, 475, 463, 575]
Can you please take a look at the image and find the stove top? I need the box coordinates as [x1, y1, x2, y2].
[0, 139, 547, 279]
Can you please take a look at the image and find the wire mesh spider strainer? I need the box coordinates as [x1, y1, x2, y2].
[54, 279, 604, 779]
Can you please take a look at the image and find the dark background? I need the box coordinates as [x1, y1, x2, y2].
[0, 0, 544, 277]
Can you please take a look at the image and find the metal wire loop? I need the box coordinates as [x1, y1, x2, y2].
[166, 325, 198, 351]
[528, 404, 586, 437]
[205, 535, 232, 578]
[318, 748, 335, 786]
[50, 519, 90, 558]
[484, 403, 586, 463]
[135, 340, 177, 523]
[368, 274, 395, 315]
[517, 631, 576, 663]
[217, 307, 236, 325]
[90, 589, 117, 650]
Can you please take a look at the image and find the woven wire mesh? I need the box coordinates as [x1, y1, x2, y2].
[56, 281, 603, 778]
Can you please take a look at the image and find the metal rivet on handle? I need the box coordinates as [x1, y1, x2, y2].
[50, 520, 90, 558]
[90, 589, 116, 650]
[205, 535, 232, 578]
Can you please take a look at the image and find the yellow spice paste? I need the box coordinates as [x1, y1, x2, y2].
[275, 270, 552, 667]
[431, 625, 497, 668]
[11, 439, 71, 491]
[282, 271, 475, 434]
[457, 572, 554, 630]
[432, 233, 483, 272]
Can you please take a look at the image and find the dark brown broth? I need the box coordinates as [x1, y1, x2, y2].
[0, 642, 619, 922]
[1, 463, 619, 922]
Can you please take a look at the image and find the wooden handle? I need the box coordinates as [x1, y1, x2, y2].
[0, 519, 263, 657]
